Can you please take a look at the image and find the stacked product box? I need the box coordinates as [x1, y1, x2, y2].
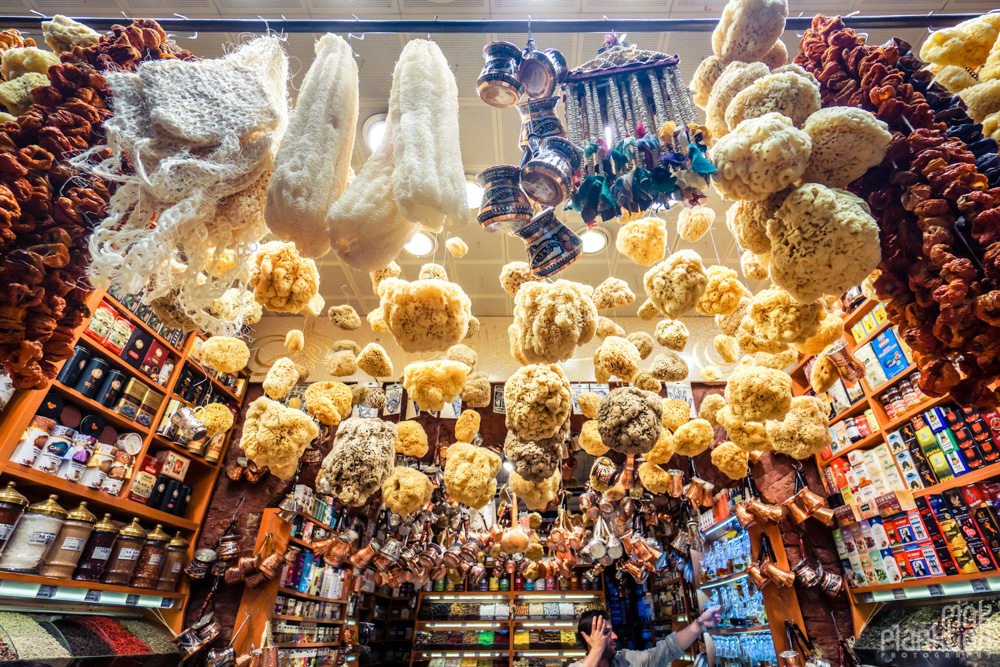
[280, 554, 351, 600]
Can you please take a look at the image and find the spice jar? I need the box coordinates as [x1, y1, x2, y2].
[0, 495, 67, 572]
[0, 482, 28, 557]
[73, 513, 119, 582]
[102, 518, 146, 585]
[10, 416, 55, 467]
[38, 502, 97, 579]
[157, 532, 189, 592]
[131, 524, 170, 588]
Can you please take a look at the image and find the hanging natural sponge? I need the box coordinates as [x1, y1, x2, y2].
[319, 418, 396, 506]
[446, 237, 469, 257]
[593, 277, 636, 311]
[325, 350, 357, 377]
[595, 336, 641, 382]
[419, 263, 448, 281]
[646, 429, 676, 465]
[510, 280, 598, 363]
[753, 348, 798, 370]
[265, 34, 358, 258]
[677, 206, 715, 242]
[712, 0, 787, 63]
[638, 461, 670, 494]
[577, 392, 602, 420]
[767, 183, 880, 303]
[42, 15, 100, 54]
[462, 372, 491, 408]
[202, 337, 250, 373]
[328, 304, 361, 330]
[654, 319, 689, 351]
[443, 442, 501, 509]
[649, 352, 688, 382]
[710, 112, 811, 201]
[724, 362, 792, 422]
[396, 420, 429, 457]
[455, 409, 481, 443]
[195, 404, 235, 436]
[795, 311, 844, 356]
[741, 250, 769, 280]
[333, 340, 361, 356]
[382, 466, 433, 517]
[637, 299, 659, 321]
[726, 190, 785, 255]
[767, 396, 831, 459]
[736, 315, 790, 355]
[380, 278, 472, 353]
[714, 335, 741, 363]
[697, 265, 748, 316]
[918, 13, 1000, 68]
[249, 242, 321, 314]
[509, 469, 561, 510]
[500, 261, 536, 297]
[712, 442, 749, 480]
[716, 405, 770, 451]
[698, 394, 727, 426]
[597, 316, 626, 339]
[701, 366, 723, 382]
[304, 381, 353, 425]
[644, 250, 709, 317]
[504, 421, 566, 483]
[240, 396, 320, 479]
[579, 419, 609, 456]
[691, 56, 727, 108]
[404, 360, 469, 411]
[303, 294, 325, 318]
[357, 343, 393, 377]
[616, 217, 667, 266]
[672, 418, 714, 457]
[447, 344, 477, 370]
[263, 357, 299, 400]
[706, 61, 770, 139]
[661, 398, 692, 432]
[627, 332, 654, 360]
[597, 387, 663, 455]
[632, 372, 660, 393]
[367, 309, 389, 332]
[800, 107, 890, 188]
[810, 355, 839, 393]
[746, 286, 825, 345]
[504, 364, 572, 441]
[725, 71, 821, 131]
[370, 262, 401, 294]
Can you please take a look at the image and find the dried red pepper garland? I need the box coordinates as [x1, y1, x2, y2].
[0, 20, 194, 389]
[794, 15, 1000, 408]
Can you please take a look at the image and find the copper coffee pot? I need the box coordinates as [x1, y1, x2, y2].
[795, 486, 826, 515]
[783, 496, 810, 524]
[810, 506, 836, 526]
[666, 470, 685, 498]
[734, 502, 755, 528]
[747, 498, 784, 524]
[747, 562, 770, 589]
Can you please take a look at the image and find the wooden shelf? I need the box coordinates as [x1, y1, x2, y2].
[0, 570, 185, 598]
[868, 363, 918, 395]
[1, 465, 198, 531]
[822, 429, 883, 463]
[274, 642, 341, 648]
[849, 570, 999, 594]
[104, 295, 184, 356]
[850, 318, 892, 349]
[182, 357, 243, 402]
[49, 381, 151, 436]
[273, 615, 345, 625]
[148, 433, 216, 470]
[299, 512, 335, 532]
[843, 300, 876, 332]
[76, 335, 170, 393]
[913, 459, 1000, 498]
[879, 394, 950, 432]
[829, 397, 872, 427]
[278, 587, 351, 604]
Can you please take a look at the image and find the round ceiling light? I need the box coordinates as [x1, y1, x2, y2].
[363, 113, 387, 150]
[404, 231, 435, 257]
[579, 228, 609, 254]
[466, 181, 484, 209]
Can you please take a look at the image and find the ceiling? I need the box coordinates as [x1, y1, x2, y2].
[21, 0, 987, 318]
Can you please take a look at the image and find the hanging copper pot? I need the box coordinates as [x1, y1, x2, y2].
[238, 555, 260, 576]
[795, 486, 826, 514]
[623, 561, 648, 584]
[684, 478, 705, 504]
[666, 470, 685, 498]
[734, 502, 755, 528]
[823, 341, 866, 383]
[224, 565, 244, 585]
[519, 44, 567, 99]
[810, 506, 836, 526]
[350, 541, 380, 570]
[259, 551, 285, 580]
[778, 651, 806, 667]
[762, 560, 796, 588]
[468, 564, 487, 587]
[792, 558, 821, 588]
[747, 498, 784, 524]
[567, 526, 585, 551]
[477, 41, 523, 108]
[420, 543, 444, 570]
[460, 537, 483, 563]
[747, 562, 770, 588]
[819, 569, 844, 597]
[245, 571, 266, 589]
[783, 497, 810, 524]
[442, 543, 463, 569]
[699, 482, 715, 508]
[430, 565, 447, 580]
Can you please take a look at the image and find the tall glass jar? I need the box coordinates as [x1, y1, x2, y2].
[102, 518, 146, 586]
[0, 482, 28, 557]
[131, 524, 169, 589]
[38, 502, 97, 579]
[74, 514, 119, 582]
[0, 495, 66, 573]
[156, 532, 189, 592]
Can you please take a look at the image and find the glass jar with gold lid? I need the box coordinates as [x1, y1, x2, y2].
[74, 514, 119, 582]
[0, 482, 28, 557]
[131, 524, 170, 589]
[156, 532, 189, 592]
[39, 502, 97, 579]
[103, 518, 146, 585]
[0, 495, 67, 573]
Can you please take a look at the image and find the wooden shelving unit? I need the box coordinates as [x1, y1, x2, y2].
[0, 287, 251, 632]
[790, 297, 1000, 637]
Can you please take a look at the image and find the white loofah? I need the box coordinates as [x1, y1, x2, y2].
[265, 34, 358, 258]
[76, 37, 289, 335]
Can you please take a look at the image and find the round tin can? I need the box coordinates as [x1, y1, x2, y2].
[73, 357, 109, 399]
[96, 369, 126, 407]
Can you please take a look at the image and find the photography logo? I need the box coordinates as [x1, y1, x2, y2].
[874, 601, 997, 664]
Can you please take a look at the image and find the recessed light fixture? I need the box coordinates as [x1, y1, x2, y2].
[466, 181, 484, 209]
[363, 113, 387, 150]
[404, 231, 435, 257]
[579, 228, 608, 254]
[503, 461, 514, 472]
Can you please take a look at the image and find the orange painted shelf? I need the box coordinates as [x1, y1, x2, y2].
[913, 460, 1000, 498]
[182, 357, 244, 402]
[0, 570, 185, 598]
[879, 394, 951, 432]
[75, 334, 170, 393]
[829, 397, 872, 427]
[274, 642, 341, 648]
[850, 570, 1000, 594]
[821, 429, 883, 464]
[49, 381, 151, 436]
[298, 512, 335, 532]
[1, 465, 198, 532]
[273, 615, 346, 625]
[148, 433, 217, 470]
[278, 587, 351, 604]
[868, 364, 918, 395]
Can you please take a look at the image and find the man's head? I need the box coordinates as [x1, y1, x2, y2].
[577, 609, 617, 663]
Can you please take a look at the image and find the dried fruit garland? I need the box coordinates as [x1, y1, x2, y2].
[794, 15, 1000, 408]
[0, 20, 194, 389]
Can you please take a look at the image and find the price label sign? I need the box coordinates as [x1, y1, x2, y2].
[160, 598, 174, 608]
[972, 579, 990, 593]
[35, 585, 57, 599]
[928, 584, 944, 597]
[857, 592, 875, 603]
[892, 588, 907, 600]
[84, 590, 101, 603]
[125, 594, 140, 606]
